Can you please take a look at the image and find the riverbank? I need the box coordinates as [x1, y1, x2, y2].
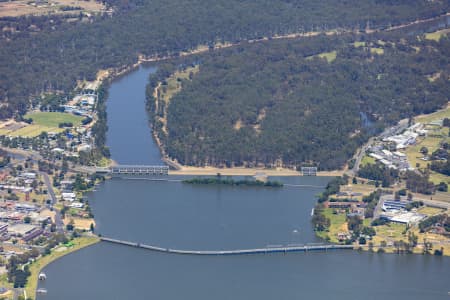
[25, 236, 100, 299]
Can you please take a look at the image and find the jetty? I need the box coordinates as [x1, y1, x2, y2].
[100, 237, 354, 256]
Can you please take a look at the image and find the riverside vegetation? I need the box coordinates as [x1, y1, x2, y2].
[183, 177, 283, 188]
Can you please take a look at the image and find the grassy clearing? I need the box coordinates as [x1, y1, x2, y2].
[406, 106, 450, 186]
[306, 50, 337, 63]
[319, 208, 347, 243]
[425, 28, 450, 41]
[353, 41, 366, 47]
[156, 66, 199, 134]
[24, 112, 83, 128]
[9, 125, 64, 137]
[371, 223, 407, 245]
[417, 206, 445, 216]
[0, 274, 14, 299]
[370, 47, 384, 55]
[360, 155, 376, 167]
[25, 236, 100, 298]
[159, 66, 199, 105]
[415, 104, 450, 124]
[0, 111, 83, 137]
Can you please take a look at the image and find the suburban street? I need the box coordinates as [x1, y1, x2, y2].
[40, 172, 64, 233]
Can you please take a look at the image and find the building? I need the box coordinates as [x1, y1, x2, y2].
[62, 192, 76, 202]
[380, 211, 426, 225]
[325, 202, 352, 209]
[70, 202, 84, 209]
[20, 172, 36, 180]
[15, 203, 37, 212]
[8, 224, 36, 236]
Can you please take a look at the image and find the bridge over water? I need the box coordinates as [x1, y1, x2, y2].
[100, 237, 354, 255]
[94, 165, 169, 176]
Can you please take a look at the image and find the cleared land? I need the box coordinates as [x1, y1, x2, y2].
[24, 112, 83, 128]
[425, 28, 450, 41]
[155, 66, 199, 134]
[316, 208, 347, 243]
[352, 41, 385, 55]
[0, 112, 85, 137]
[306, 50, 337, 63]
[406, 105, 450, 185]
[0, 0, 105, 18]
[0, 124, 64, 137]
[360, 155, 376, 167]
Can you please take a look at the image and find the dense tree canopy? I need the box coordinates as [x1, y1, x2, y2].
[1, 0, 450, 117]
[150, 33, 450, 169]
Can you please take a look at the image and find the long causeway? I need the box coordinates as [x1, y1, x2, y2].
[100, 237, 354, 255]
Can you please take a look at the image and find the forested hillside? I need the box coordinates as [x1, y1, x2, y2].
[1, 0, 450, 118]
[150, 33, 450, 170]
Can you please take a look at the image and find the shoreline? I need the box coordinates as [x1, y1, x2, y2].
[26, 236, 100, 299]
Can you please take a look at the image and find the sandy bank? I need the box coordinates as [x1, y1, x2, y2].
[169, 166, 344, 177]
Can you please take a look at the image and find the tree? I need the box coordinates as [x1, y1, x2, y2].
[420, 146, 428, 155]
[407, 193, 413, 201]
[66, 221, 74, 231]
[23, 216, 31, 224]
[436, 182, 448, 192]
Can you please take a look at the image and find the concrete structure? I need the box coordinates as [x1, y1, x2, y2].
[301, 167, 317, 176]
[101, 237, 354, 256]
[110, 165, 169, 176]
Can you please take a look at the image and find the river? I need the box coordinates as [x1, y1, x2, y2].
[36, 66, 450, 300]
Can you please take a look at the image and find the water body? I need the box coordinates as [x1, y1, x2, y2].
[88, 176, 327, 250]
[37, 66, 450, 300]
[106, 66, 162, 165]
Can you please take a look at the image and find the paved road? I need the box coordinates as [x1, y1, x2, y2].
[40, 172, 64, 232]
[414, 198, 450, 210]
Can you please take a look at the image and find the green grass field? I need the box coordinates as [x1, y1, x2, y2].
[425, 28, 450, 41]
[306, 50, 337, 63]
[24, 112, 83, 128]
[370, 47, 384, 55]
[360, 155, 376, 167]
[406, 106, 450, 186]
[353, 41, 365, 47]
[415, 105, 450, 124]
[372, 223, 407, 243]
[10, 125, 64, 137]
[318, 208, 347, 243]
[417, 206, 445, 216]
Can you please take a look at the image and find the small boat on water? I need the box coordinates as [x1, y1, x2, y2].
[38, 273, 47, 280]
[311, 208, 314, 216]
[37, 288, 48, 294]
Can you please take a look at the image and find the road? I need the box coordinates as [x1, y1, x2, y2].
[40, 172, 64, 233]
